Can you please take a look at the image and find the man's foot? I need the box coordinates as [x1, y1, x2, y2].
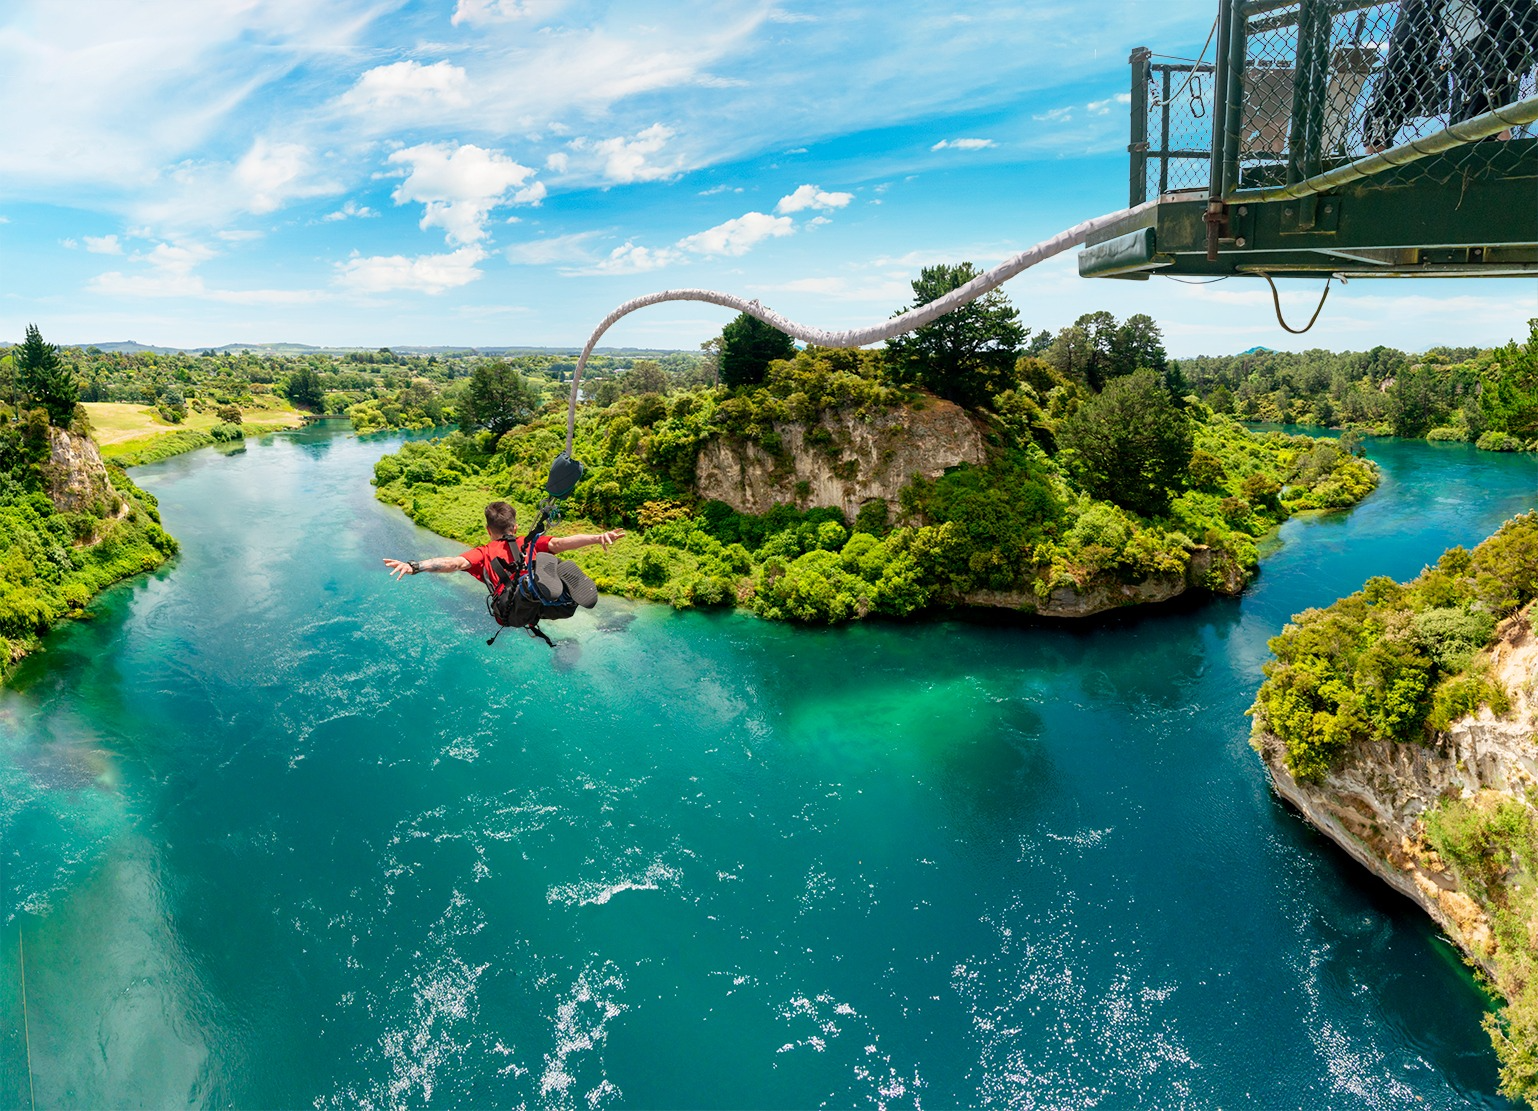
[557, 559, 599, 608]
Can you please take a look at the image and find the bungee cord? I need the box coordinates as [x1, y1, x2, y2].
[560, 199, 1160, 455]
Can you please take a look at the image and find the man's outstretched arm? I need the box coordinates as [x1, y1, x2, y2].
[383, 555, 470, 580]
[547, 529, 626, 555]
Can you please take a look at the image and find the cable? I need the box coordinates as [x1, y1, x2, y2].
[1260, 272, 1333, 334]
[1161, 16, 1220, 111]
[1163, 274, 1232, 285]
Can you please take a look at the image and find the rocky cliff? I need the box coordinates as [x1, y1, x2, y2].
[694, 398, 986, 522]
[45, 426, 121, 517]
[1257, 605, 1538, 977]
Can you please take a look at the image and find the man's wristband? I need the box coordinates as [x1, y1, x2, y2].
[408, 560, 422, 574]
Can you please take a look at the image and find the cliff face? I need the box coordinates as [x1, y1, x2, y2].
[46, 426, 119, 516]
[694, 398, 986, 522]
[1258, 607, 1538, 975]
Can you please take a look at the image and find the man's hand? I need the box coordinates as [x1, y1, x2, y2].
[597, 528, 625, 550]
[383, 558, 417, 581]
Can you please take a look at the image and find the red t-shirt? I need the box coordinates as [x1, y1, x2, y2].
[459, 535, 550, 587]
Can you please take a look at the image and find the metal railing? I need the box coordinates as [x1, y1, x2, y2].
[1131, 0, 1538, 206]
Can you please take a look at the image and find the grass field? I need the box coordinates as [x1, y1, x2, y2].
[85, 400, 305, 445]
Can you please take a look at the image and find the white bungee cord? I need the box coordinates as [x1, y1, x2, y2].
[559, 200, 1159, 456]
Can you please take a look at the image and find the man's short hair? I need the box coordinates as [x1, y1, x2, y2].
[485, 501, 518, 535]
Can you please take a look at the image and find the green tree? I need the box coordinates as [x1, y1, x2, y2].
[459, 360, 541, 436]
[624, 359, 670, 395]
[1111, 313, 1168, 379]
[1059, 368, 1194, 517]
[885, 264, 1024, 408]
[1072, 310, 1118, 390]
[16, 324, 79, 427]
[284, 366, 325, 411]
[720, 313, 795, 388]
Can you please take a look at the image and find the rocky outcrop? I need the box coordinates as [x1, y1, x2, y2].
[45, 427, 120, 517]
[694, 398, 985, 521]
[1258, 607, 1538, 976]
[960, 545, 1248, 618]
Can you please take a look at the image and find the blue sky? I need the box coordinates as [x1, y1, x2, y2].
[2, 0, 1533, 356]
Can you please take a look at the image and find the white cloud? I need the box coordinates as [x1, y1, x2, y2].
[698, 184, 743, 196]
[217, 229, 266, 242]
[339, 60, 469, 111]
[236, 139, 319, 216]
[451, 0, 549, 26]
[931, 138, 996, 151]
[579, 123, 682, 184]
[334, 246, 489, 294]
[506, 232, 602, 266]
[83, 234, 123, 254]
[61, 238, 78, 249]
[1086, 92, 1132, 115]
[322, 200, 379, 222]
[589, 241, 685, 274]
[775, 184, 853, 214]
[545, 152, 570, 173]
[676, 211, 794, 256]
[387, 142, 538, 245]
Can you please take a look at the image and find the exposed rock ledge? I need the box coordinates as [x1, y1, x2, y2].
[46, 426, 120, 517]
[694, 398, 986, 522]
[962, 545, 1248, 618]
[1258, 607, 1538, 976]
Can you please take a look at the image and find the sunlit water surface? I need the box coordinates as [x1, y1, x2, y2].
[2, 427, 1536, 1108]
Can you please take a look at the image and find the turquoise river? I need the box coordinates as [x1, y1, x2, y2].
[3, 425, 1537, 1109]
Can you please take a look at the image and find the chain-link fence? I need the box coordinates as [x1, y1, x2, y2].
[1132, 0, 1538, 204]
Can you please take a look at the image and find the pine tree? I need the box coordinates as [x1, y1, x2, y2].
[16, 324, 78, 427]
[719, 313, 795, 388]
[885, 263, 1024, 408]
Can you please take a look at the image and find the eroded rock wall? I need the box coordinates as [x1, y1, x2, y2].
[694, 399, 985, 522]
[46, 427, 118, 516]
[1258, 608, 1538, 975]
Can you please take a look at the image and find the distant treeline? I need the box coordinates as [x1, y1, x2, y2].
[1174, 321, 1538, 452]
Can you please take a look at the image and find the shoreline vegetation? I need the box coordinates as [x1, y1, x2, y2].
[1250, 514, 1538, 1106]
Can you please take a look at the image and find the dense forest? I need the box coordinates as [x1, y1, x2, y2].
[1174, 320, 1538, 451]
[368, 268, 1380, 623]
[1251, 514, 1538, 1104]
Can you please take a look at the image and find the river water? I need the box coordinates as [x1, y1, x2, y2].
[2, 426, 1535, 1109]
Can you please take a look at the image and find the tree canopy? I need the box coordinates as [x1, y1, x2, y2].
[1059, 368, 1194, 517]
[16, 324, 79, 427]
[719, 313, 796, 388]
[459, 360, 542, 436]
[883, 263, 1025, 408]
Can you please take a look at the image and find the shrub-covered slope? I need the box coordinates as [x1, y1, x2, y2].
[374, 347, 1376, 622]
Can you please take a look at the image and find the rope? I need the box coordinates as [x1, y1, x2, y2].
[1260, 272, 1333, 334]
[19, 930, 36, 1111]
[1160, 16, 1219, 113]
[560, 199, 1159, 454]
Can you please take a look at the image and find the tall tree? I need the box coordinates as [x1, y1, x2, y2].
[1110, 313, 1168, 380]
[1059, 368, 1194, 518]
[16, 324, 79, 427]
[284, 366, 325, 411]
[623, 359, 670, 395]
[884, 262, 1025, 409]
[459, 360, 542, 436]
[1073, 311, 1118, 390]
[719, 313, 795, 388]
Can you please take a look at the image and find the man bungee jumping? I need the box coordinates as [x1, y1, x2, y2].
[383, 499, 623, 613]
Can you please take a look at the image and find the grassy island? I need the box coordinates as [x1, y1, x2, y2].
[372, 340, 1377, 623]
